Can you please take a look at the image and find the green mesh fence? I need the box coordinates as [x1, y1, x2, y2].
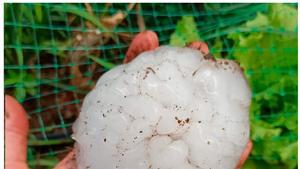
[4, 3, 298, 169]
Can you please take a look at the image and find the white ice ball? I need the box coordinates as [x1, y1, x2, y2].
[73, 46, 251, 169]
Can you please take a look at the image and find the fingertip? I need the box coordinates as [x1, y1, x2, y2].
[187, 41, 210, 55]
[124, 30, 159, 64]
[54, 150, 77, 169]
[236, 140, 253, 169]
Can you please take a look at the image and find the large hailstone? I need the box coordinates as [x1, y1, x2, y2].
[73, 46, 251, 169]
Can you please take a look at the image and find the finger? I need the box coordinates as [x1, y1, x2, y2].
[236, 140, 253, 169]
[124, 30, 159, 63]
[54, 150, 77, 169]
[187, 41, 210, 55]
[5, 95, 29, 169]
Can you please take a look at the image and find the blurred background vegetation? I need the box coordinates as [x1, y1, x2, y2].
[4, 3, 297, 169]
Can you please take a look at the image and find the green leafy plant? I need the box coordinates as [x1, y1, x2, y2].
[170, 16, 201, 46]
[4, 3, 47, 101]
[170, 3, 297, 169]
[228, 4, 297, 169]
[5, 70, 37, 101]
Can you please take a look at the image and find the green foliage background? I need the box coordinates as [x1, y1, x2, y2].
[4, 3, 298, 169]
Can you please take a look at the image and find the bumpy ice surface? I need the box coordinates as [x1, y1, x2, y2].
[73, 46, 251, 169]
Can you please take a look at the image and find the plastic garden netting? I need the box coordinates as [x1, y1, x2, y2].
[4, 3, 298, 169]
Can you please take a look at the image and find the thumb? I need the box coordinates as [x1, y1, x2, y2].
[54, 149, 76, 169]
[5, 95, 29, 169]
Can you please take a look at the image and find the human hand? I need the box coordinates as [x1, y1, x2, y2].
[5, 95, 76, 169]
[5, 31, 252, 169]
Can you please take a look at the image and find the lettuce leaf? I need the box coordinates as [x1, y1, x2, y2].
[228, 4, 298, 169]
[170, 16, 201, 47]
